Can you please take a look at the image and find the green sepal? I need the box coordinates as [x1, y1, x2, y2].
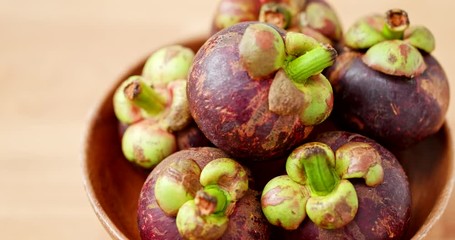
[261, 175, 309, 230]
[362, 40, 426, 78]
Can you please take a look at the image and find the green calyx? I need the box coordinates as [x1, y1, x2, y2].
[113, 76, 143, 124]
[262, 141, 385, 229]
[261, 175, 309, 230]
[142, 45, 194, 87]
[160, 80, 192, 132]
[259, 3, 293, 29]
[267, 69, 335, 126]
[306, 180, 358, 229]
[199, 158, 249, 202]
[302, 2, 342, 41]
[344, 15, 387, 50]
[293, 74, 333, 125]
[239, 23, 336, 81]
[213, 0, 258, 31]
[265, 30, 335, 125]
[121, 119, 177, 169]
[239, 23, 287, 79]
[154, 159, 202, 216]
[123, 76, 166, 116]
[176, 200, 229, 240]
[122, 76, 192, 132]
[345, 9, 435, 77]
[239, 23, 335, 126]
[285, 31, 320, 57]
[156, 158, 248, 239]
[362, 40, 426, 78]
[335, 142, 384, 187]
[404, 26, 436, 53]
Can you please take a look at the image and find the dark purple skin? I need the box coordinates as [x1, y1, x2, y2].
[279, 131, 411, 240]
[188, 22, 313, 161]
[137, 147, 271, 240]
[244, 157, 287, 190]
[327, 51, 450, 148]
[176, 121, 214, 150]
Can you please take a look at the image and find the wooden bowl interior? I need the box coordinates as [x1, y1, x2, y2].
[82, 39, 454, 240]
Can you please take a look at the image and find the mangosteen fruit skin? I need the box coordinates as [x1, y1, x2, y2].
[188, 22, 313, 160]
[327, 51, 450, 148]
[175, 121, 214, 150]
[280, 131, 411, 240]
[137, 147, 271, 240]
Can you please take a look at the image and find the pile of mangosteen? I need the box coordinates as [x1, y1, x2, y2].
[111, 0, 450, 239]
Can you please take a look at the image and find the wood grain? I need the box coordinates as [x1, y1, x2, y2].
[0, 0, 453, 239]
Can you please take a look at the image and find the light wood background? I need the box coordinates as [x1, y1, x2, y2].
[1, 0, 453, 239]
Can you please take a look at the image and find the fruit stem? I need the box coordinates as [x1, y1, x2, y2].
[259, 3, 293, 29]
[287, 143, 339, 196]
[195, 186, 228, 216]
[302, 151, 339, 196]
[124, 77, 166, 116]
[382, 9, 410, 40]
[284, 44, 337, 84]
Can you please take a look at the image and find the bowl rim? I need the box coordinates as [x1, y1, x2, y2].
[81, 36, 455, 240]
[411, 124, 454, 240]
[81, 90, 129, 240]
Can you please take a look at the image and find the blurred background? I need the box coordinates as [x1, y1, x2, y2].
[0, 0, 453, 239]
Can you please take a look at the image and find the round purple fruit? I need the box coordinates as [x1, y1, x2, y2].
[327, 9, 450, 148]
[261, 131, 411, 239]
[188, 22, 336, 160]
[137, 147, 271, 240]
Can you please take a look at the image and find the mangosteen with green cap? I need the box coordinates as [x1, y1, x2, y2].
[327, 9, 450, 148]
[188, 21, 337, 161]
[261, 131, 411, 239]
[210, 0, 342, 47]
[137, 147, 271, 240]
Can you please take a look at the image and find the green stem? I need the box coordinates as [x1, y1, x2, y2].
[301, 149, 339, 196]
[284, 44, 337, 84]
[124, 77, 166, 116]
[382, 9, 409, 40]
[259, 3, 293, 29]
[196, 186, 228, 215]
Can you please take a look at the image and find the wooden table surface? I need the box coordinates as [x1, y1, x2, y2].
[1, 0, 454, 239]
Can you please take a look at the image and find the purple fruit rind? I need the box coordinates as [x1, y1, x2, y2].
[188, 22, 312, 160]
[281, 131, 411, 240]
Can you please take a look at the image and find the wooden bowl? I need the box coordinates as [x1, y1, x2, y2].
[82, 38, 454, 240]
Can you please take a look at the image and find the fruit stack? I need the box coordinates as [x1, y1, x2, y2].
[110, 1, 450, 239]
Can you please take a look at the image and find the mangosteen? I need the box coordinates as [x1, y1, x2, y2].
[137, 147, 271, 240]
[211, 0, 261, 34]
[211, 0, 342, 46]
[113, 45, 214, 169]
[327, 9, 450, 148]
[261, 131, 411, 239]
[188, 21, 336, 160]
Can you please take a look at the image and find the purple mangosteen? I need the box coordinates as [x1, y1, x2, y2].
[211, 0, 342, 46]
[327, 9, 450, 148]
[188, 21, 337, 160]
[137, 147, 271, 240]
[261, 131, 411, 239]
